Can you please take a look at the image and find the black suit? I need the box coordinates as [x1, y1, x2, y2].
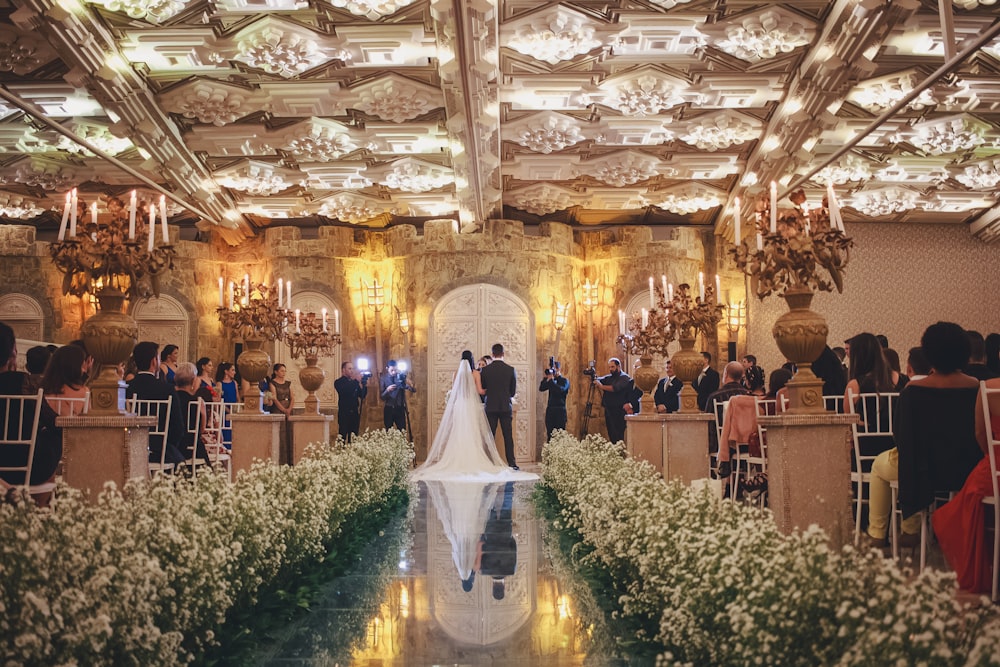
[693, 366, 721, 412]
[479, 359, 517, 467]
[654, 376, 682, 413]
[479, 482, 516, 577]
[127, 372, 185, 465]
[334, 375, 367, 442]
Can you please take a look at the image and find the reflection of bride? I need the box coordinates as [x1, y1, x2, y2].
[411, 351, 537, 482]
[424, 480, 498, 588]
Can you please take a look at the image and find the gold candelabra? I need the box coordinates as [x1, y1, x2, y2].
[216, 280, 289, 342]
[285, 311, 341, 359]
[48, 192, 175, 300]
[616, 283, 723, 356]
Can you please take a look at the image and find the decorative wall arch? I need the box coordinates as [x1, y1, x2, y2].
[621, 291, 679, 372]
[275, 290, 342, 413]
[428, 283, 536, 463]
[132, 295, 191, 363]
[0, 293, 45, 344]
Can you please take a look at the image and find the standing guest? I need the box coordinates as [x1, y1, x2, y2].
[624, 361, 643, 416]
[214, 361, 239, 448]
[867, 322, 980, 550]
[267, 363, 294, 417]
[985, 333, 1000, 377]
[0, 322, 61, 497]
[884, 348, 910, 392]
[478, 355, 492, 370]
[964, 330, 998, 381]
[195, 357, 220, 401]
[693, 352, 720, 411]
[740, 355, 766, 394]
[654, 358, 682, 414]
[127, 341, 185, 467]
[159, 344, 179, 384]
[593, 357, 633, 446]
[173, 361, 211, 463]
[40, 345, 89, 415]
[538, 361, 570, 441]
[334, 361, 367, 442]
[23, 346, 51, 394]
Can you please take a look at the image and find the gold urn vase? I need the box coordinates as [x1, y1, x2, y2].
[670, 336, 703, 414]
[81, 288, 137, 414]
[772, 285, 828, 413]
[298, 355, 326, 415]
[632, 354, 660, 413]
[237, 338, 272, 413]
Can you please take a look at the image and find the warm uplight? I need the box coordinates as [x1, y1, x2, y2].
[553, 302, 569, 331]
[580, 279, 599, 312]
[366, 279, 385, 312]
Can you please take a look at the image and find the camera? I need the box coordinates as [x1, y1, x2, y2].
[357, 358, 372, 384]
[544, 355, 556, 376]
[582, 360, 597, 378]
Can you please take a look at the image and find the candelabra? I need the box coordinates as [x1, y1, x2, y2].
[285, 310, 342, 414]
[729, 185, 854, 412]
[48, 191, 176, 414]
[217, 280, 289, 412]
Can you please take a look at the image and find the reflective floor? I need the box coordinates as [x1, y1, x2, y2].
[254, 469, 628, 666]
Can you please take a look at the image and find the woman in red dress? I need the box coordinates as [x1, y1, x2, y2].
[933, 376, 1000, 594]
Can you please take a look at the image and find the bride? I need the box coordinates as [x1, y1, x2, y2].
[411, 350, 537, 482]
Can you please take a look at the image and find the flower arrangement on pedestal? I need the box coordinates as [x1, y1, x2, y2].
[285, 309, 342, 414]
[730, 183, 854, 412]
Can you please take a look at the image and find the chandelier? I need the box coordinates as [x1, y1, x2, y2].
[328, 0, 415, 20]
[814, 156, 872, 185]
[715, 10, 809, 61]
[380, 161, 453, 193]
[506, 15, 604, 65]
[956, 159, 1000, 190]
[617, 280, 722, 356]
[217, 278, 289, 342]
[678, 113, 758, 151]
[237, 29, 324, 78]
[847, 188, 918, 217]
[49, 190, 175, 299]
[0, 194, 43, 219]
[286, 310, 341, 360]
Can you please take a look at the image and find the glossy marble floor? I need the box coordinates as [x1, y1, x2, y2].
[253, 468, 626, 666]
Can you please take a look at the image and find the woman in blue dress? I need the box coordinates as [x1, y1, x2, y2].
[214, 362, 239, 449]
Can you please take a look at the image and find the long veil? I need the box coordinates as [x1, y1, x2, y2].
[412, 360, 508, 480]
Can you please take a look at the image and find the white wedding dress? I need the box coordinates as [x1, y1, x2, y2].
[411, 360, 537, 482]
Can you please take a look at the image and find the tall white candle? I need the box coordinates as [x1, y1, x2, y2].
[648, 276, 655, 310]
[618, 309, 625, 336]
[733, 196, 741, 246]
[228, 281, 234, 310]
[277, 278, 283, 307]
[147, 204, 155, 251]
[699, 272, 705, 301]
[827, 181, 843, 231]
[69, 188, 78, 237]
[668, 283, 673, 301]
[128, 190, 136, 240]
[334, 309, 339, 334]
[770, 181, 777, 233]
[218, 276, 224, 308]
[756, 232, 763, 251]
[641, 308, 648, 330]
[322, 307, 328, 332]
[243, 274, 250, 300]
[159, 195, 168, 243]
[661, 274, 667, 301]
[715, 274, 721, 300]
[90, 202, 97, 225]
[295, 309, 301, 333]
[286, 280, 291, 309]
[57, 191, 70, 241]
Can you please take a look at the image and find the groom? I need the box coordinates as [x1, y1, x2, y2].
[479, 343, 518, 470]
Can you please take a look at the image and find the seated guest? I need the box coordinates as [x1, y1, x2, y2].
[40, 345, 90, 415]
[884, 348, 909, 392]
[68, 339, 94, 385]
[0, 322, 61, 495]
[812, 345, 847, 398]
[866, 322, 981, 549]
[985, 333, 1000, 377]
[654, 358, 682, 414]
[706, 361, 749, 477]
[905, 346, 931, 382]
[174, 361, 210, 463]
[844, 332, 896, 457]
[932, 375, 1000, 594]
[740, 355, 766, 394]
[23, 345, 51, 394]
[127, 341, 185, 467]
[719, 368, 792, 475]
[965, 330, 998, 381]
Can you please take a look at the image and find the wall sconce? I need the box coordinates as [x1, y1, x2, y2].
[397, 307, 410, 334]
[365, 279, 385, 312]
[727, 300, 746, 336]
[580, 279, 599, 312]
[553, 302, 569, 331]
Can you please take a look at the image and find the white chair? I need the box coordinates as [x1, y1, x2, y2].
[712, 398, 728, 481]
[201, 400, 232, 481]
[823, 394, 844, 413]
[0, 390, 56, 497]
[183, 398, 211, 478]
[222, 401, 242, 450]
[846, 390, 900, 545]
[979, 381, 1000, 602]
[128, 396, 175, 476]
[888, 482, 953, 570]
[46, 390, 90, 416]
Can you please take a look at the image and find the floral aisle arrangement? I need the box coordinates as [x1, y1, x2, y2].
[0, 429, 412, 667]
[540, 431, 1000, 666]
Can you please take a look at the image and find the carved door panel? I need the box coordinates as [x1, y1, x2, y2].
[133, 296, 190, 363]
[275, 291, 341, 413]
[428, 284, 535, 462]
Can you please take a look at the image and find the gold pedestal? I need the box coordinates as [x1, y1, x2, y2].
[662, 412, 714, 485]
[289, 414, 334, 464]
[230, 412, 284, 474]
[625, 413, 666, 475]
[59, 414, 154, 501]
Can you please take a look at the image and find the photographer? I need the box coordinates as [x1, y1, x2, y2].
[380, 359, 415, 431]
[538, 358, 570, 441]
[334, 361, 368, 443]
[593, 357, 633, 445]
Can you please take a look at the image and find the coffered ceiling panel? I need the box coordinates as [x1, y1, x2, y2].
[0, 0, 998, 242]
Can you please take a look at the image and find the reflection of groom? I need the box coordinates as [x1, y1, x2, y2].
[479, 343, 518, 470]
[477, 481, 516, 600]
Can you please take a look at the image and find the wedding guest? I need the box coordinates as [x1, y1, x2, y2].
[174, 361, 210, 463]
[740, 355, 765, 394]
[843, 332, 893, 403]
[884, 348, 910, 392]
[196, 357, 220, 401]
[159, 344, 179, 384]
[706, 362, 749, 478]
[985, 333, 1000, 376]
[933, 375, 1000, 594]
[906, 347, 931, 382]
[266, 363, 293, 417]
[812, 345, 847, 398]
[68, 339, 93, 384]
[127, 341, 185, 467]
[964, 330, 998, 381]
[693, 352, 720, 411]
[866, 322, 980, 549]
[0, 322, 61, 497]
[654, 358, 682, 414]
[40, 345, 89, 415]
[334, 361, 367, 442]
[478, 355, 492, 370]
[214, 362, 239, 404]
[23, 346, 51, 394]
[594, 357, 632, 445]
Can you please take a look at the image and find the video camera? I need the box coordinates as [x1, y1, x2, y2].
[544, 355, 556, 376]
[357, 358, 372, 384]
[396, 360, 409, 387]
[581, 360, 597, 378]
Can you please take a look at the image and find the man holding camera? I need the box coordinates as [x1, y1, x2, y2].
[538, 358, 570, 442]
[380, 359, 415, 431]
[334, 361, 368, 443]
[593, 357, 633, 445]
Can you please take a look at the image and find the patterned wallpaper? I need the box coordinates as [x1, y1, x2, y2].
[745, 223, 1000, 376]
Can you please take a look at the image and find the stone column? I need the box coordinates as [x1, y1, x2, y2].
[625, 413, 666, 475]
[758, 412, 858, 549]
[59, 414, 154, 501]
[230, 412, 284, 474]
[288, 414, 334, 464]
[662, 413, 715, 485]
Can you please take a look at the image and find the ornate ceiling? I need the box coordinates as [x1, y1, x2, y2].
[0, 0, 998, 243]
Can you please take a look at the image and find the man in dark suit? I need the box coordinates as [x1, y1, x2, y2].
[654, 358, 682, 414]
[479, 343, 518, 470]
[333, 361, 368, 442]
[477, 481, 516, 601]
[693, 351, 720, 412]
[126, 341, 185, 466]
[594, 357, 633, 444]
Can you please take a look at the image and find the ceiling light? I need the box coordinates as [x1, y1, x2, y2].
[955, 159, 1000, 190]
[715, 10, 810, 61]
[847, 188, 918, 217]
